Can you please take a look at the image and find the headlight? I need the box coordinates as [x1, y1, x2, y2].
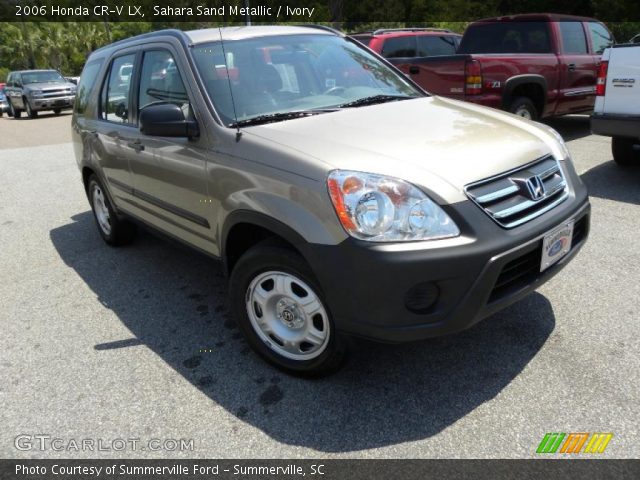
[327, 170, 460, 242]
[30, 90, 43, 98]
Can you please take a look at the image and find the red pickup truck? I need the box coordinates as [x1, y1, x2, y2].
[387, 14, 614, 119]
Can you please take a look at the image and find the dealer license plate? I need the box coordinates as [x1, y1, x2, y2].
[540, 221, 574, 272]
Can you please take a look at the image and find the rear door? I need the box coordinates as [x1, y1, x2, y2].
[556, 21, 597, 113]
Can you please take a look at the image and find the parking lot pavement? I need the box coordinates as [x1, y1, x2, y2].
[1, 114, 638, 459]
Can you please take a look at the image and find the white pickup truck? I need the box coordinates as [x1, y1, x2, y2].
[591, 44, 640, 165]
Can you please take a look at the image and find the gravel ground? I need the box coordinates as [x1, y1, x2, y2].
[1, 113, 638, 459]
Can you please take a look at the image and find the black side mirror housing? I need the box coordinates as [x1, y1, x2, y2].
[139, 103, 199, 138]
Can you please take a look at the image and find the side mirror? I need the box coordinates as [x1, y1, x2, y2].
[139, 103, 199, 138]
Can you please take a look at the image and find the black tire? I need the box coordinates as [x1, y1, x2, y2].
[9, 101, 21, 119]
[229, 243, 347, 377]
[24, 98, 38, 118]
[0, 110, 3, 117]
[612, 137, 640, 166]
[87, 175, 136, 246]
[53, 108, 61, 115]
[508, 96, 538, 120]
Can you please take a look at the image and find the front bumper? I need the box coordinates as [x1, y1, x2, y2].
[30, 95, 75, 111]
[591, 113, 640, 139]
[301, 166, 590, 342]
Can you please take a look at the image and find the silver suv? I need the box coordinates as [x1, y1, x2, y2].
[5, 70, 76, 118]
[72, 26, 590, 375]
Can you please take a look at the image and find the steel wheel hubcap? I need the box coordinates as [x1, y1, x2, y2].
[246, 271, 330, 360]
[515, 107, 532, 119]
[92, 186, 112, 235]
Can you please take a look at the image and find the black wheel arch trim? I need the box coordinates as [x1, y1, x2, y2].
[501, 74, 548, 110]
[221, 210, 315, 274]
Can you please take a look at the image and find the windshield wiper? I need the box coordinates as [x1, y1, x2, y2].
[229, 109, 336, 128]
[337, 95, 414, 109]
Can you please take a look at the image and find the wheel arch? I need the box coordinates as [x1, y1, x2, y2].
[502, 75, 548, 117]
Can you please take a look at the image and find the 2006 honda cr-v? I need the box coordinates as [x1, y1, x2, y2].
[72, 26, 590, 375]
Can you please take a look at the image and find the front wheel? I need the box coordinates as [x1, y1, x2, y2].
[612, 137, 640, 166]
[53, 108, 61, 115]
[508, 97, 537, 120]
[229, 243, 347, 376]
[87, 175, 136, 246]
[9, 101, 21, 119]
[24, 99, 38, 119]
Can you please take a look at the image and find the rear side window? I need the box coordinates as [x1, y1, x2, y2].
[138, 50, 188, 111]
[559, 22, 588, 54]
[100, 54, 136, 123]
[75, 59, 104, 116]
[417, 36, 458, 56]
[352, 35, 372, 47]
[588, 22, 613, 54]
[459, 22, 552, 54]
[381, 36, 417, 58]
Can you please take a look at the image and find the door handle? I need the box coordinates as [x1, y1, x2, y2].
[568, 63, 576, 72]
[127, 140, 145, 152]
[409, 66, 419, 75]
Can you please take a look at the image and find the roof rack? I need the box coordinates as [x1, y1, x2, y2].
[298, 24, 345, 36]
[371, 28, 453, 35]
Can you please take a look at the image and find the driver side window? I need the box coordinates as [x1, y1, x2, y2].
[138, 50, 189, 112]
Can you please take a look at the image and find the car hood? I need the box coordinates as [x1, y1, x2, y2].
[24, 82, 75, 91]
[246, 96, 564, 204]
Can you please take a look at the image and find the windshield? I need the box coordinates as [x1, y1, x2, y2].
[191, 34, 422, 126]
[22, 71, 66, 84]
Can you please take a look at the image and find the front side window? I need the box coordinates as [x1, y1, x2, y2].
[191, 34, 421, 126]
[588, 22, 613, 54]
[100, 54, 136, 123]
[560, 22, 588, 54]
[139, 50, 188, 110]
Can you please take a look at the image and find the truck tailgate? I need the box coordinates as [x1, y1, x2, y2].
[603, 45, 640, 114]
[388, 54, 469, 96]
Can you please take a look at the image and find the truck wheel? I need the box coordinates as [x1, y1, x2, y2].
[9, 101, 21, 119]
[612, 137, 640, 166]
[87, 175, 136, 246]
[24, 98, 38, 118]
[508, 97, 537, 120]
[229, 243, 347, 377]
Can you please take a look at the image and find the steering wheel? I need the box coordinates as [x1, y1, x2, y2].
[323, 86, 346, 96]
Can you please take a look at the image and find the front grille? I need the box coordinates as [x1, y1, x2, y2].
[42, 88, 71, 98]
[465, 155, 568, 228]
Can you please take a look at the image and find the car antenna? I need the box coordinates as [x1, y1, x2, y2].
[218, 26, 242, 141]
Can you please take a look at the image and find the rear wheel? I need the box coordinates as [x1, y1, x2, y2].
[53, 108, 61, 115]
[87, 175, 136, 246]
[229, 243, 347, 376]
[508, 97, 537, 120]
[612, 137, 640, 166]
[24, 98, 38, 119]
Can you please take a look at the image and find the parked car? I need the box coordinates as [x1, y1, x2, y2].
[591, 43, 640, 165]
[0, 86, 9, 117]
[4, 69, 77, 118]
[73, 26, 590, 375]
[386, 14, 614, 120]
[351, 28, 461, 58]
